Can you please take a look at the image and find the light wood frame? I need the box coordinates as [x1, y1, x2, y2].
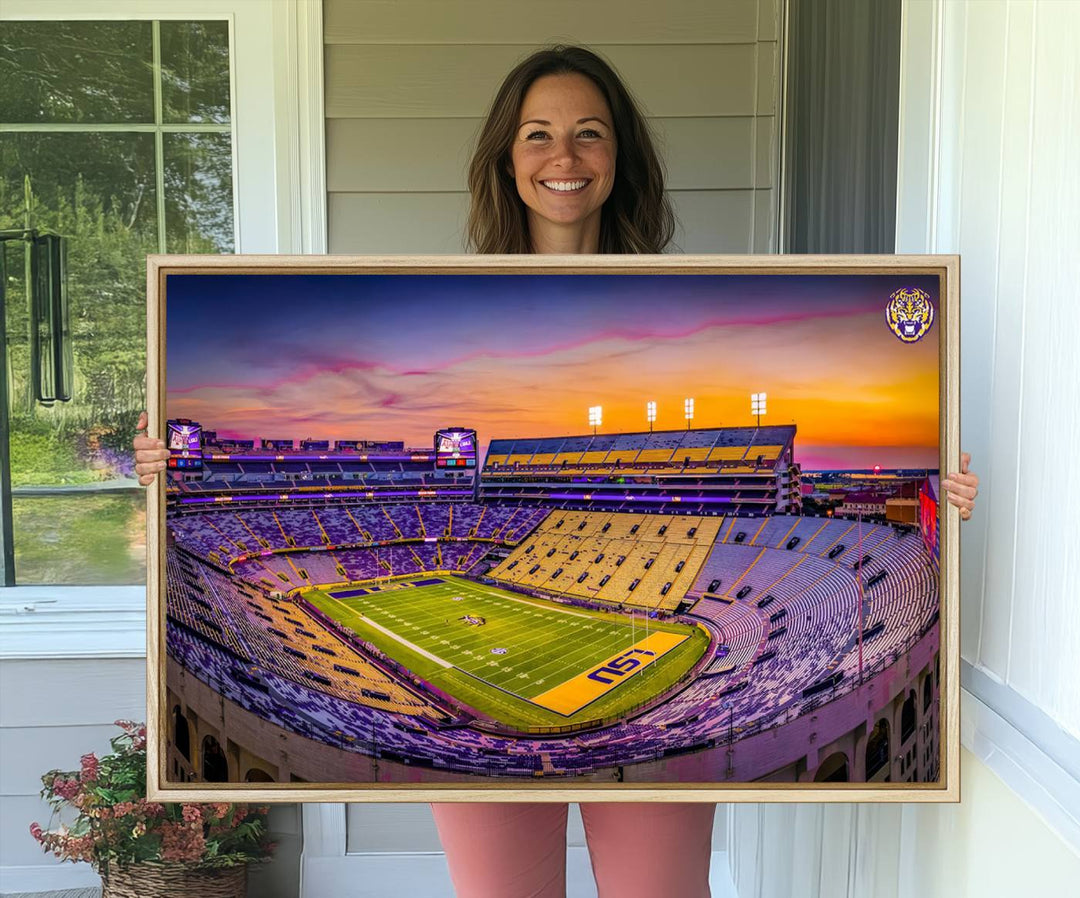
[146, 253, 960, 803]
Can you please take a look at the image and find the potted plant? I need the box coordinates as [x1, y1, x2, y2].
[30, 720, 274, 897]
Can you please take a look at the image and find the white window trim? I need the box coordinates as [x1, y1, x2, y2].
[0, 585, 146, 659]
[961, 664, 1080, 853]
[0, 0, 326, 656]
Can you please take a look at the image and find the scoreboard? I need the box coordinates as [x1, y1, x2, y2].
[166, 419, 203, 470]
[434, 428, 477, 469]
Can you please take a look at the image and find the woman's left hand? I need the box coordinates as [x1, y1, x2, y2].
[941, 451, 979, 521]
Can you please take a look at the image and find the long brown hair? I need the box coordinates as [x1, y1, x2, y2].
[466, 46, 676, 254]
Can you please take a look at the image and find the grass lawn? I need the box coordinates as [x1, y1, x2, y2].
[12, 491, 145, 584]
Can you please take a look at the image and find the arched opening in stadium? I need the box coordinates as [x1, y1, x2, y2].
[201, 735, 229, 782]
[866, 719, 890, 779]
[172, 704, 190, 760]
[901, 691, 917, 744]
[813, 751, 849, 783]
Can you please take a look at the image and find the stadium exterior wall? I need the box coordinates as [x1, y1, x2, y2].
[620, 621, 940, 784]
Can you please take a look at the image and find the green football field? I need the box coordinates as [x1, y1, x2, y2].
[303, 575, 709, 729]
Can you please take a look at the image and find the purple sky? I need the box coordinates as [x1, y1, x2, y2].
[166, 272, 942, 471]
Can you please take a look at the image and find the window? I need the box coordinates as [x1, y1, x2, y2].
[0, 0, 317, 660]
[1, 19, 234, 585]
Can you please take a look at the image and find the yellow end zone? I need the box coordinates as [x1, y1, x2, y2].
[530, 631, 689, 716]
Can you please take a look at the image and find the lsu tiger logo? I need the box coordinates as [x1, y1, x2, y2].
[886, 287, 934, 343]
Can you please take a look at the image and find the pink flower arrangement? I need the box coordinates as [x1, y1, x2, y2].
[80, 753, 100, 782]
[30, 721, 274, 875]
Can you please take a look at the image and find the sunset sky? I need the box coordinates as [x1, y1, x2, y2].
[166, 272, 941, 471]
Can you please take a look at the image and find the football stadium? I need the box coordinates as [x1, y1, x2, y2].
[164, 421, 942, 785]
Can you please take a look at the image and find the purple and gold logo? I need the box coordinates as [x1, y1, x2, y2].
[886, 287, 934, 343]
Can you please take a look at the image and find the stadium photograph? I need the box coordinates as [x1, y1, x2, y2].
[156, 266, 945, 790]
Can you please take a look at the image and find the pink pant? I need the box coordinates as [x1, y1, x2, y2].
[431, 802, 715, 898]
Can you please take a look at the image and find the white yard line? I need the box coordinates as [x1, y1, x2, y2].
[324, 594, 452, 668]
[479, 587, 596, 620]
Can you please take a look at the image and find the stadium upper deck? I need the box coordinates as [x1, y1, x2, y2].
[479, 425, 802, 517]
[484, 424, 796, 476]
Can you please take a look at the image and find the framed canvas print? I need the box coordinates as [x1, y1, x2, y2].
[146, 254, 959, 803]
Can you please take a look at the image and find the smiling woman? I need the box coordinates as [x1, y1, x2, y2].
[509, 73, 617, 252]
[466, 45, 674, 255]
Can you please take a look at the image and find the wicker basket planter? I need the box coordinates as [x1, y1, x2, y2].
[101, 861, 247, 898]
[31, 724, 273, 894]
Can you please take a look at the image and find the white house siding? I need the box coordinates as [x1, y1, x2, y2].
[324, 0, 781, 254]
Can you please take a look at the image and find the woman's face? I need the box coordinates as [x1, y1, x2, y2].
[509, 73, 617, 238]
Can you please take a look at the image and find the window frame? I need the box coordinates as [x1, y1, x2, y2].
[0, 0, 326, 656]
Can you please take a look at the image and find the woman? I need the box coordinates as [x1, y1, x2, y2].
[135, 45, 979, 898]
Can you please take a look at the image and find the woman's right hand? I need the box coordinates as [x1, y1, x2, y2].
[134, 411, 169, 486]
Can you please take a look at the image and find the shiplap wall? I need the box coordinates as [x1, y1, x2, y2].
[929, 0, 1080, 739]
[0, 660, 147, 884]
[324, 0, 781, 253]
[729, 747, 1080, 898]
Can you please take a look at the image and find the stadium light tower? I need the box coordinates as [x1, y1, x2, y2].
[723, 699, 735, 777]
[589, 405, 602, 435]
[646, 401, 657, 432]
[684, 397, 694, 430]
[751, 391, 767, 427]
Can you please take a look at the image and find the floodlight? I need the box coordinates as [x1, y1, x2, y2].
[751, 391, 767, 424]
[588, 405, 602, 433]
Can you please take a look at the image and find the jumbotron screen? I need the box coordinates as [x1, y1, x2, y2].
[434, 428, 477, 469]
[166, 419, 203, 470]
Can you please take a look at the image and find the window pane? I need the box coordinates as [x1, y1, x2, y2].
[2, 132, 156, 585]
[1, 20, 235, 586]
[164, 133, 235, 252]
[0, 132, 158, 234]
[1, 132, 157, 441]
[0, 22, 154, 124]
[160, 21, 232, 124]
[12, 493, 145, 585]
